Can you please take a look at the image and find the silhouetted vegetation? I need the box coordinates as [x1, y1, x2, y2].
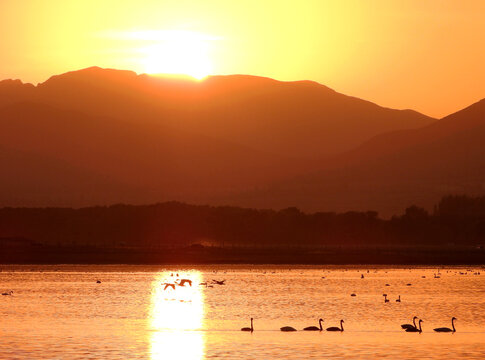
[1, 195, 484, 264]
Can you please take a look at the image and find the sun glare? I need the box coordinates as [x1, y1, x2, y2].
[149, 271, 205, 360]
[133, 30, 215, 80]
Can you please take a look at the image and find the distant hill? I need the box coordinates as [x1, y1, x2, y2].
[237, 98, 485, 216]
[0, 67, 434, 158]
[0, 144, 135, 207]
[0, 102, 312, 206]
[0, 67, 436, 208]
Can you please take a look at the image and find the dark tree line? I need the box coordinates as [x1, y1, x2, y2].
[1, 195, 484, 250]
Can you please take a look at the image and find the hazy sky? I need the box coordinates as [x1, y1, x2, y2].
[0, 0, 483, 118]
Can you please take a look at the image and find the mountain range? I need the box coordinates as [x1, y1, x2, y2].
[0, 67, 483, 216]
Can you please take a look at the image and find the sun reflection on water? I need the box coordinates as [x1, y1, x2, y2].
[149, 271, 205, 360]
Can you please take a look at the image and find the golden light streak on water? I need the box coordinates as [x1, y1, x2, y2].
[149, 271, 205, 360]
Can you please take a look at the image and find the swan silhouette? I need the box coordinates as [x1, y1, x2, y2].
[303, 318, 323, 331]
[383, 294, 389, 303]
[280, 326, 297, 332]
[326, 320, 344, 332]
[396, 295, 401, 303]
[401, 316, 418, 330]
[405, 319, 423, 333]
[434, 317, 456, 333]
[1, 290, 13, 296]
[241, 318, 254, 332]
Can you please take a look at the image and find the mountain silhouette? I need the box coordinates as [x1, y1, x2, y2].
[0, 67, 456, 211]
[237, 98, 485, 216]
[0, 101, 316, 207]
[0, 67, 434, 158]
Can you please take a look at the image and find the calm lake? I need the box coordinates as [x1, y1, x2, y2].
[1, 265, 484, 359]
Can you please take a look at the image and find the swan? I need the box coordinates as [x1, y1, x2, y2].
[303, 318, 323, 331]
[434, 317, 456, 333]
[401, 316, 418, 330]
[280, 326, 297, 332]
[326, 320, 344, 332]
[241, 318, 254, 332]
[383, 294, 389, 303]
[396, 295, 401, 302]
[405, 319, 423, 333]
[212, 280, 226, 285]
[1, 290, 13, 296]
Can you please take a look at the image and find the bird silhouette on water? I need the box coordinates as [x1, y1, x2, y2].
[434, 317, 457, 333]
[241, 318, 254, 332]
[326, 320, 344, 332]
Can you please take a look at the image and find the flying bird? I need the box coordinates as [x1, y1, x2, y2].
[162, 283, 176, 290]
[176, 279, 193, 287]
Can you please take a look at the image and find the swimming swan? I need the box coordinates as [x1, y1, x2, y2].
[405, 319, 423, 333]
[401, 316, 418, 330]
[241, 318, 254, 332]
[280, 326, 297, 332]
[326, 320, 344, 332]
[434, 317, 456, 333]
[303, 318, 323, 331]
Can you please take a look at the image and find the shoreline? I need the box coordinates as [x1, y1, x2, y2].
[2, 246, 484, 265]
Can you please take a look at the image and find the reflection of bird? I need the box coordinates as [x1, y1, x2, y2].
[162, 283, 176, 290]
[396, 295, 401, 302]
[176, 279, 192, 287]
[1, 290, 13, 296]
[401, 316, 418, 330]
[326, 320, 344, 332]
[241, 318, 254, 332]
[383, 294, 389, 303]
[405, 319, 423, 333]
[212, 280, 226, 285]
[434, 317, 456, 333]
[280, 326, 297, 332]
[304, 318, 323, 331]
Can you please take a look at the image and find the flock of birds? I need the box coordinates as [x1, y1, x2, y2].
[1, 268, 476, 336]
[240, 316, 457, 333]
[161, 273, 226, 290]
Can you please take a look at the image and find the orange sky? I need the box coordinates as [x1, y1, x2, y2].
[0, 0, 483, 118]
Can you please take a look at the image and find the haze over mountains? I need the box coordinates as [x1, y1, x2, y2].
[234, 98, 485, 215]
[0, 67, 483, 215]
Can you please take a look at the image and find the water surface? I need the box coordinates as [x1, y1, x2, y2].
[1, 265, 484, 359]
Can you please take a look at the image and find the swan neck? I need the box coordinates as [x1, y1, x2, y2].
[319, 319, 323, 330]
[452, 318, 455, 332]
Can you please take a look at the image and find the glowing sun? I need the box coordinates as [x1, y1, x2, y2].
[135, 30, 215, 79]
